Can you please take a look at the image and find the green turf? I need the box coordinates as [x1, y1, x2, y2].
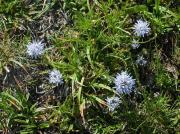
[0, 0, 179, 133]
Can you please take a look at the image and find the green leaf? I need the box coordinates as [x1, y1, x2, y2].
[87, 94, 107, 106]
[92, 83, 117, 95]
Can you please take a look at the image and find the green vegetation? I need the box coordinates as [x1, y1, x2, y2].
[0, 0, 179, 133]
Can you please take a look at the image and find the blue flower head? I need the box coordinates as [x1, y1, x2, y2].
[131, 39, 140, 49]
[27, 40, 44, 59]
[106, 96, 120, 112]
[49, 69, 63, 85]
[136, 56, 147, 66]
[115, 71, 135, 94]
[133, 19, 150, 37]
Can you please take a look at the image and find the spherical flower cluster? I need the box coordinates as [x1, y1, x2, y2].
[106, 96, 120, 112]
[114, 71, 135, 94]
[27, 40, 44, 59]
[136, 56, 147, 66]
[49, 69, 63, 85]
[131, 39, 140, 49]
[133, 19, 150, 37]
